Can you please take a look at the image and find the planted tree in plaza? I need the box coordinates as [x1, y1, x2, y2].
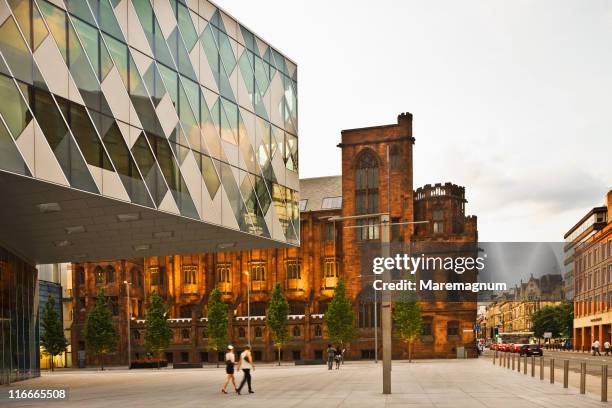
[207, 288, 228, 367]
[84, 289, 117, 370]
[266, 282, 290, 366]
[324, 280, 358, 347]
[393, 297, 422, 362]
[144, 291, 171, 369]
[531, 302, 573, 340]
[40, 295, 68, 371]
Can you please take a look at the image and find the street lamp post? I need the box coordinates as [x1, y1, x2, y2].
[124, 280, 132, 368]
[244, 271, 251, 346]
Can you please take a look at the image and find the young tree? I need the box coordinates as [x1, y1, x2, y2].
[40, 295, 68, 371]
[266, 283, 290, 366]
[324, 280, 358, 347]
[393, 298, 422, 362]
[207, 288, 228, 368]
[531, 304, 568, 339]
[144, 291, 171, 369]
[84, 289, 117, 370]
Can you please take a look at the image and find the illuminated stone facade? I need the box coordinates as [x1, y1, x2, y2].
[72, 113, 480, 365]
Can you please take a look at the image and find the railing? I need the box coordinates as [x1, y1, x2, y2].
[491, 350, 608, 402]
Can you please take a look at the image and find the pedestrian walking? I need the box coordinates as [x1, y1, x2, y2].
[334, 347, 342, 370]
[604, 341, 611, 356]
[326, 344, 336, 370]
[236, 346, 255, 394]
[593, 340, 602, 356]
[221, 345, 237, 394]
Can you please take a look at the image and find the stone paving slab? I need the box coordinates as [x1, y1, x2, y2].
[0, 359, 606, 407]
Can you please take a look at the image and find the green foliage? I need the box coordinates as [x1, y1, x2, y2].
[84, 289, 117, 369]
[267, 283, 290, 365]
[324, 280, 358, 345]
[206, 288, 228, 355]
[40, 295, 68, 371]
[144, 292, 171, 363]
[531, 302, 573, 338]
[393, 298, 422, 362]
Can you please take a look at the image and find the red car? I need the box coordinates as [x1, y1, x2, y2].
[512, 344, 525, 353]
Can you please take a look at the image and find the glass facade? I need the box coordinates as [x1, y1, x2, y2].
[0, 0, 299, 244]
[0, 247, 39, 384]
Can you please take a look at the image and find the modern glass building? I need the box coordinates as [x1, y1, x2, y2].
[0, 0, 298, 382]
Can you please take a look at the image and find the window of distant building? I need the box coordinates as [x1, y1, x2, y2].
[358, 302, 380, 328]
[216, 263, 231, 283]
[250, 302, 267, 316]
[314, 325, 322, 337]
[107, 296, 118, 316]
[432, 210, 444, 234]
[355, 150, 379, 215]
[422, 319, 433, 336]
[293, 326, 301, 337]
[251, 261, 266, 281]
[238, 327, 246, 338]
[447, 320, 460, 338]
[299, 199, 308, 212]
[150, 266, 164, 286]
[286, 259, 301, 280]
[322, 222, 335, 241]
[180, 305, 192, 319]
[182, 329, 190, 341]
[324, 258, 340, 278]
[321, 196, 342, 210]
[94, 266, 105, 285]
[255, 326, 263, 338]
[76, 266, 85, 286]
[289, 301, 305, 315]
[106, 265, 115, 283]
[183, 264, 197, 284]
[356, 217, 379, 241]
[131, 267, 142, 287]
[389, 145, 401, 171]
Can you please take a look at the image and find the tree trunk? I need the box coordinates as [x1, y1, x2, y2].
[408, 341, 412, 363]
[100, 354, 105, 371]
[278, 346, 281, 366]
[50, 356, 54, 372]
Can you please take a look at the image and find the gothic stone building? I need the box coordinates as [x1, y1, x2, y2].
[71, 113, 478, 365]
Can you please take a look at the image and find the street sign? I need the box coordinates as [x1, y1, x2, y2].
[543, 332, 552, 338]
[474, 325, 480, 331]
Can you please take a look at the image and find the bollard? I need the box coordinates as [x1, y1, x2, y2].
[540, 357, 544, 380]
[493, 351, 496, 365]
[602, 365, 608, 402]
[524, 355, 527, 374]
[512, 354, 515, 370]
[517, 353, 521, 372]
[580, 362, 586, 394]
[563, 360, 569, 388]
[550, 359, 555, 384]
[507, 353, 511, 369]
[531, 356, 535, 377]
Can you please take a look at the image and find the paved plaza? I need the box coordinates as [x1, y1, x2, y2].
[2, 359, 606, 408]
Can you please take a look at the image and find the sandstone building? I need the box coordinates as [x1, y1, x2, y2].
[72, 113, 479, 365]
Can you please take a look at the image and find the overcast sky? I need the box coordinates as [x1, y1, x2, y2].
[216, 0, 612, 242]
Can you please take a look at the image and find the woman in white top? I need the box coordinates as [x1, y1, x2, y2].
[221, 345, 237, 394]
[236, 345, 255, 394]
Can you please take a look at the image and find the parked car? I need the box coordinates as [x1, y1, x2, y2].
[512, 344, 525, 353]
[490, 343, 498, 350]
[520, 344, 543, 356]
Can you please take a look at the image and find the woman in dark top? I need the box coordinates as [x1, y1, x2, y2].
[221, 345, 237, 394]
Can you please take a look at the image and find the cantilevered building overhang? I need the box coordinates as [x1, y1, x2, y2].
[0, 0, 299, 263]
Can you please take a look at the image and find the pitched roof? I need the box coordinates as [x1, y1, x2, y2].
[299, 176, 342, 212]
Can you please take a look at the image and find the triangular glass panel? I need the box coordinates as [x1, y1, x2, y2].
[0, 119, 31, 176]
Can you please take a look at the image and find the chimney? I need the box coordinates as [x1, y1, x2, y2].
[607, 189, 612, 218]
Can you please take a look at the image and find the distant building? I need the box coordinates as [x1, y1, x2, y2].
[481, 273, 563, 339]
[74, 113, 480, 366]
[570, 190, 612, 351]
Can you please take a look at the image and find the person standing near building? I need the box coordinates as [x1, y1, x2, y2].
[334, 347, 342, 370]
[237, 346, 255, 394]
[326, 344, 336, 370]
[593, 340, 602, 356]
[604, 341, 611, 356]
[221, 345, 237, 394]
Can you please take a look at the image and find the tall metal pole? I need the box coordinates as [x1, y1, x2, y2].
[246, 272, 251, 347]
[124, 281, 131, 368]
[381, 213, 391, 394]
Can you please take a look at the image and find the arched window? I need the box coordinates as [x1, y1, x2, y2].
[389, 145, 401, 170]
[76, 266, 85, 286]
[314, 325, 322, 337]
[355, 150, 379, 215]
[94, 266, 105, 285]
[238, 327, 246, 338]
[131, 267, 142, 287]
[292, 326, 301, 337]
[255, 326, 263, 338]
[106, 265, 115, 283]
